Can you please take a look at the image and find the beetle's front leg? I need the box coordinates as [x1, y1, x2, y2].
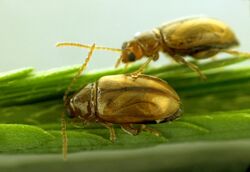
[130, 57, 153, 79]
[172, 55, 207, 80]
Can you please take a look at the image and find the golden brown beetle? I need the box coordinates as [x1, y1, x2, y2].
[57, 16, 249, 79]
[60, 44, 181, 160]
[67, 74, 181, 139]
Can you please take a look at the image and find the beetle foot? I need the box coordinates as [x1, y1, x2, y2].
[108, 125, 116, 142]
[186, 62, 207, 80]
[140, 124, 160, 137]
[121, 124, 161, 137]
[185, 61, 207, 80]
[129, 57, 153, 79]
[109, 129, 116, 142]
[173, 55, 207, 80]
[128, 72, 141, 79]
[199, 72, 207, 80]
[121, 124, 139, 136]
[131, 73, 140, 79]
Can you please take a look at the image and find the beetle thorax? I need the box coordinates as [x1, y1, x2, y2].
[68, 83, 97, 122]
[120, 29, 163, 63]
[134, 29, 163, 58]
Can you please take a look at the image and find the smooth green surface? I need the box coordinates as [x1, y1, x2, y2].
[0, 56, 250, 171]
[0, 124, 53, 152]
[1, 140, 250, 172]
[1, 110, 250, 154]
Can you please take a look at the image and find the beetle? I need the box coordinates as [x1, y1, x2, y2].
[60, 44, 181, 160]
[66, 73, 181, 140]
[57, 16, 248, 79]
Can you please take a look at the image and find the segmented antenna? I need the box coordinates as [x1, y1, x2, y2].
[56, 42, 123, 68]
[60, 43, 96, 160]
[56, 42, 122, 53]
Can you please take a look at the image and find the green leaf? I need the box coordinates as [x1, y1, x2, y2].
[0, 67, 34, 82]
[0, 124, 53, 152]
[1, 56, 250, 171]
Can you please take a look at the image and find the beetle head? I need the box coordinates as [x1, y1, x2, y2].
[120, 41, 143, 63]
[65, 84, 93, 120]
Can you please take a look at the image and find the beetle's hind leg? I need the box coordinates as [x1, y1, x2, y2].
[173, 55, 207, 80]
[121, 124, 160, 137]
[221, 50, 250, 58]
[139, 124, 161, 137]
[121, 124, 140, 135]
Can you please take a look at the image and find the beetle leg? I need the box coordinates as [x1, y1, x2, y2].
[130, 57, 153, 78]
[101, 122, 116, 142]
[61, 112, 68, 160]
[139, 124, 160, 137]
[121, 124, 139, 135]
[115, 56, 122, 68]
[211, 56, 218, 61]
[70, 118, 84, 128]
[221, 50, 250, 57]
[124, 63, 130, 73]
[172, 55, 207, 80]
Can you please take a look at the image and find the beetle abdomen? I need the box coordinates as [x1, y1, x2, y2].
[159, 17, 239, 50]
[96, 75, 180, 124]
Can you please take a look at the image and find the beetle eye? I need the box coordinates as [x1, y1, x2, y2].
[66, 108, 74, 118]
[128, 52, 136, 62]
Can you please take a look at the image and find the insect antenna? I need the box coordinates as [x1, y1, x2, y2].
[56, 42, 122, 53]
[60, 43, 96, 160]
[57, 42, 124, 68]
